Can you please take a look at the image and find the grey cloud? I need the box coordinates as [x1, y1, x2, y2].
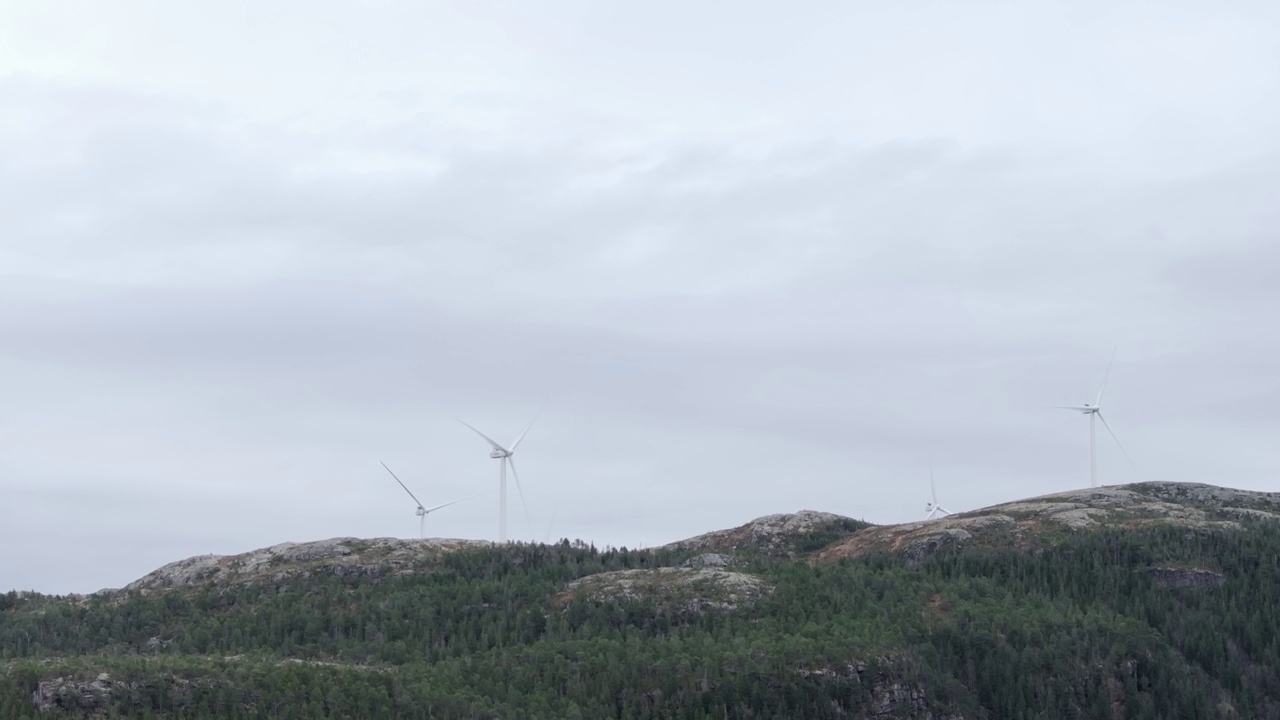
[3, 4, 1280, 594]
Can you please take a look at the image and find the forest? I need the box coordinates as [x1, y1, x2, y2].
[3, 511, 1279, 718]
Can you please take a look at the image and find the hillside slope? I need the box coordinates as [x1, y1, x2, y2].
[3, 481, 1279, 719]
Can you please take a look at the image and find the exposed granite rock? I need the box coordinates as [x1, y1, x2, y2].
[1133, 482, 1280, 508]
[1220, 507, 1280, 521]
[813, 515, 1014, 566]
[900, 527, 972, 565]
[798, 662, 965, 719]
[33, 672, 205, 718]
[681, 553, 734, 569]
[1003, 483, 1280, 522]
[663, 510, 866, 557]
[562, 566, 771, 614]
[114, 537, 491, 594]
[814, 482, 1279, 563]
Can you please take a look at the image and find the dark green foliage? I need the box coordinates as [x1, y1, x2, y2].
[793, 517, 875, 553]
[3, 522, 1280, 718]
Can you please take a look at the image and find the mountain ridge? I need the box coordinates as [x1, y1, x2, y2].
[104, 480, 1280, 596]
[5, 480, 1279, 719]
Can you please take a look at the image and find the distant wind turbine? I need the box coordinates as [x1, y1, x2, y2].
[544, 506, 558, 545]
[924, 459, 951, 521]
[379, 461, 468, 539]
[458, 415, 537, 543]
[1055, 348, 1134, 488]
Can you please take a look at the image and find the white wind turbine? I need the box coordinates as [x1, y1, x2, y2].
[380, 461, 468, 539]
[1055, 349, 1134, 488]
[924, 460, 951, 521]
[544, 506, 558, 545]
[458, 416, 537, 543]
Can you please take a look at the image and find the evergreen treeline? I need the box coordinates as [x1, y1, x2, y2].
[3, 520, 1279, 718]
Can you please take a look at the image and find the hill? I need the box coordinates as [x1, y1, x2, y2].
[121, 537, 491, 594]
[813, 482, 1280, 564]
[3, 481, 1280, 719]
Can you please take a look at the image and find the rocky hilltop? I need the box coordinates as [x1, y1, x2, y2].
[811, 481, 1280, 564]
[117, 537, 491, 594]
[106, 510, 866, 599]
[112, 482, 1280, 596]
[662, 509, 869, 557]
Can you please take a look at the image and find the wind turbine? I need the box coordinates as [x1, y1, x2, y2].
[924, 460, 951, 521]
[543, 506, 558, 545]
[379, 461, 468, 539]
[458, 415, 537, 543]
[1056, 348, 1134, 488]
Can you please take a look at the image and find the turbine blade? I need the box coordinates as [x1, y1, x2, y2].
[1096, 411, 1136, 469]
[423, 497, 468, 514]
[380, 461, 426, 509]
[509, 409, 542, 452]
[506, 456, 534, 539]
[1096, 346, 1117, 406]
[457, 418, 507, 453]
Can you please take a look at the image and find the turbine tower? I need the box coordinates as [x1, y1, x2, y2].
[544, 506, 558, 545]
[458, 415, 537, 543]
[1056, 348, 1133, 487]
[380, 461, 467, 539]
[924, 460, 950, 521]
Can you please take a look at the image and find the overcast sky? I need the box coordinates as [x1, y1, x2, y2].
[2, 0, 1279, 595]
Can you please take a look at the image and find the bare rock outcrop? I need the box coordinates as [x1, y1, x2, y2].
[812, 514, 1014, 566]
[116, 537, 491, 594]
[663, 510, 866, 557]
[814, 482, 1280, 564]
[33, 672, 206, 718]
[681, 553, 734, 569]
[561, 566, 771, 615]
[799, 662, 966, 719]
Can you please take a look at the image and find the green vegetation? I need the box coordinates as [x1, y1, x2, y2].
[3, 517, 1280, 718]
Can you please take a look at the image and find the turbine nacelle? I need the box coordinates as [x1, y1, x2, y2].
[489, 449, 508, 459]
[1056, 404, 1099, 414]
[924, 504, 951, 521]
